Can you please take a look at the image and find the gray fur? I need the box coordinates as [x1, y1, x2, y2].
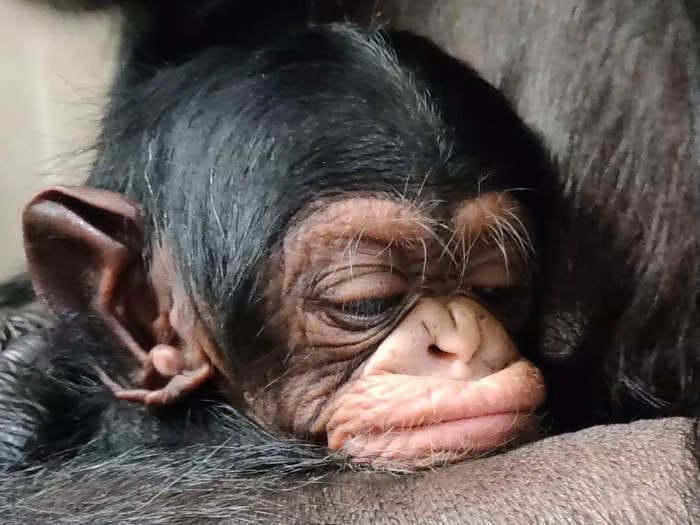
[0, 418, 696, 524]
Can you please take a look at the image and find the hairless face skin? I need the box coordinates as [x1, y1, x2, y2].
[257, 195, 544, 466]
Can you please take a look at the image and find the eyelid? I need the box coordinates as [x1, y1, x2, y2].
[314, 267, 408, 304]
[465, 254, 528, 288]
[321, 275, 408, 304]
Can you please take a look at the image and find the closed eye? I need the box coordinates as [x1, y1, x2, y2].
[337, 295, 404, 318]
[323, 294, 405, 331]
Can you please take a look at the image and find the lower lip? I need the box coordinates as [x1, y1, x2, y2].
[400, 412, 528, 450]
[346, 411, 536, 465]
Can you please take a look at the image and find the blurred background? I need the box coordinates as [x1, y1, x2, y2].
[0, 0, 121, 277]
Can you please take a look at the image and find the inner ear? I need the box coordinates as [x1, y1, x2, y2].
[24, 186, 148, 316]
[23, 185, 160, 363]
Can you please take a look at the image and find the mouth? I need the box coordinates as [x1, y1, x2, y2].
[322, 359, 546, 467]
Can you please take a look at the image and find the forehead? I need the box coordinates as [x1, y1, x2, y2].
[284, 192, 526, 248]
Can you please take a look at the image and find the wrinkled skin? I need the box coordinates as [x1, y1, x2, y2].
[19, 26, 549, 470]
[246, 195, 545, 467]
[0, 314, 697, 523]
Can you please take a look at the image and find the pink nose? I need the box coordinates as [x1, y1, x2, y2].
[361, 296, 517, 382]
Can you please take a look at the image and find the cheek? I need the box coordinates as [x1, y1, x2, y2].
[254, 292, 388, 437]
[312, 359, 545, 468]
[278, 292, 387, 362]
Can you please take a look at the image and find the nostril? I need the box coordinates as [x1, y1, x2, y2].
[428, 344, 448, 357]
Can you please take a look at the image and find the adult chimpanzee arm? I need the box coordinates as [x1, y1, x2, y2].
[0, 418, 697, 524]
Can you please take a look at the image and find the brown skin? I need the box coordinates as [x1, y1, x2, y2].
[23, 186, 545, 469]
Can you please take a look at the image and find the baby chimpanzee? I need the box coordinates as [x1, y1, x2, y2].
[7, 25, 548, 470]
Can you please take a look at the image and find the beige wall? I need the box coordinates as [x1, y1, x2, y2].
[0, 0, 122, 277]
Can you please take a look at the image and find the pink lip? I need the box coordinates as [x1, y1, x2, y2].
[324, 359, 546, 464]
[344, 411, 537, 465]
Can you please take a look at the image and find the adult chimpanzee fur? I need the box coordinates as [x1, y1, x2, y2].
[0, 0, 699, 523]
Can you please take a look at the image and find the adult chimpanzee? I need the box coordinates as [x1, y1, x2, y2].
[0, 0, 698, 523]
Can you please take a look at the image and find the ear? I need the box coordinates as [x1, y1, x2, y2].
[24, 185, 144, 315]
[23, 185, 212, 405]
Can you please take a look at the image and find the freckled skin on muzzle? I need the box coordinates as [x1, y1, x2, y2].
[313, 297, 546, 467]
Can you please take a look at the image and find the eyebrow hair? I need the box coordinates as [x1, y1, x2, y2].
[286, 193, 530, 269]
[289, 198, 435, 247]
[451, 192, 522, 233]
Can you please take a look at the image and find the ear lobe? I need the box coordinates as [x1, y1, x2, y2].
[23, 185, 145, 316]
